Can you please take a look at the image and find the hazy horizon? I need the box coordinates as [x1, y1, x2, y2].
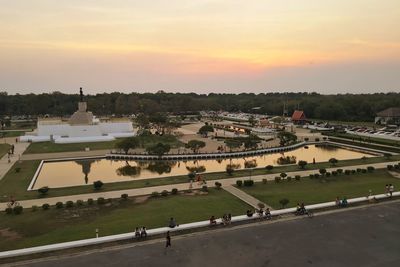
[1, 0, 400, 95]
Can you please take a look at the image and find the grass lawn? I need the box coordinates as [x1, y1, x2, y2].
[0, 189, 250, 251]
[0, 144, 11, 158]
[1, 154, 400, 202]
[24, 134, 184, 154]
[0, 131, 26, 138]
[328, 137, 400, 153]
[240, 169, 400, 209]
[325, 132, 400, 148]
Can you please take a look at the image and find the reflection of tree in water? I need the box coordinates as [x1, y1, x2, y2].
[315, 144, 338, 151]
[147, 161, 176, 175]
[116, 161, 141, 177]
[186, 165, 206, 173]
[75, 159, 96, 184]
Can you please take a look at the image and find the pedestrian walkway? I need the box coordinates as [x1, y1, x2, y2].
[0, 138, 29, 181]
[2, 160, 399, 210]
[389, 171, 400, 179]
[223, 185, 272, 210]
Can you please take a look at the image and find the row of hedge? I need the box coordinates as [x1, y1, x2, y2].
[4, 194, 130, 215]
[387, 163, 400, 171]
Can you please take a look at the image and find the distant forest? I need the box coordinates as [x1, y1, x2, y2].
[1, 91, 399, 122]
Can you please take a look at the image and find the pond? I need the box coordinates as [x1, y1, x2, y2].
[32, 145, 374, 189]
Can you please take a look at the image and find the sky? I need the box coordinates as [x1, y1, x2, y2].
[1, 0, 399, 95]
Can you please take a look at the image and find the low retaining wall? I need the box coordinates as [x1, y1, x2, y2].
[1, 192, 398, 259]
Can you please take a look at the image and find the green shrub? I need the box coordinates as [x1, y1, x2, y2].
[87, 198, 94, 205]
[161, 190, 169, 197]
[236, 180, 243, 187]
[319, 169, 327, 175]
[279, 198, 289, 208]
[286, 176, 292, 182]
[295, 175, 301, 181]
[361, 169, 367, 173]
[31, 205, 38, 212]
[76, 200, 84, 206]
[214, 182, 222, 189]
[243, 179, 254, 186]
[38, 186, 49, 196]
[42, 203, 50, 210]
[188, 172, 196, 179]
[315, 138, 320, 142]
[5, 207, 12, 214]
[332, 171, 338, 176]
[171, 188, 178, 195]
[325, 172, 331, 177]
[265, 165, 273, 171]
[226, 166, 234, 176]
[66, 201, 74, 208]
[367, 166, 375, 172]
[55, 202, 63, 209]
[314, 173, 320, 179]
[309, 174, 314, 179]
[356, 168, 362, 173]
[337, 169, 343, 174]
[280, 173, 287, 178]
[13, 206, 23, 215]
[262, 178, 268, 184]
[151, 191, 160, 198]
[351, 170, 356, 174]
[274, 176, 281, 183]
[107, 198, 113, 203]
[93, 180, 104, 190]
[121, 193, 129, 200]
[15, 167, 21, 173]
[201, 185, 208, 192]
[97, 197, 106, 204]
[344, 169, 351, 175]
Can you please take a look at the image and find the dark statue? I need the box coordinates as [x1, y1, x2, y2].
[80, 87, 83, 101]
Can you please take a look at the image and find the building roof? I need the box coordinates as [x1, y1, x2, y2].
[376, 107, 400, 117]
[291, 110, 306, 121]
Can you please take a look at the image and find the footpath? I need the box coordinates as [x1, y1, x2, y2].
[0, 138, 29, 181]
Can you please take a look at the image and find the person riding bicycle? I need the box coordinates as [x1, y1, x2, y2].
[10, 196, 15, 206]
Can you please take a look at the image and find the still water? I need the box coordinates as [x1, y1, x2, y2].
[32, 145, 373, 189]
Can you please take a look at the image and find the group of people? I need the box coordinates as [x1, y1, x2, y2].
[134, 226, 147, 238]
[295, 203, 309, 215]
[256, 207, 272, 219]
[209, 213, 232, 226]
[385, 184, 395, 197]
[335, 197, 348, 207]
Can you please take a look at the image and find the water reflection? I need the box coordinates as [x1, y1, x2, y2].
[147, 161, 175, 175]
[116, 162, 141, 177]
[34, 145, 375, 189]
[75, 159, 96, 184]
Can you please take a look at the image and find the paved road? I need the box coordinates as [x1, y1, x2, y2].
[17, 202, 400, 267]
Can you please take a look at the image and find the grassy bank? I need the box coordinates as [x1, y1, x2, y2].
[0, 189, 249, 251]
[24, 134, 184, 154]
[325, 132, 400, 147]
[328, 137, 400, 153]
[0, 144, 11, 158]
[2, 154, 400, 202]
[240, 170, 400, 209]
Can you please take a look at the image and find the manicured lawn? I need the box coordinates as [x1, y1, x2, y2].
[240, 170, 400, 209]
[0, 131, 26, 138]
[24, 134, 184, 154]
[1, 154, 400, 202]
[0, 189, 250, 251]
[0, 144, 11, 158]
[326, 132, 400, 147]
[328, 137, 400, 153]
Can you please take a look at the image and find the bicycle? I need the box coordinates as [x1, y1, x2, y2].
[6, 201, 20, 209]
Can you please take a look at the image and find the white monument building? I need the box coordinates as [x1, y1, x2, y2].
[20, 88, 136, 143]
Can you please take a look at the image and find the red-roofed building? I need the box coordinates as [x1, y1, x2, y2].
[291, 110, 307, 124]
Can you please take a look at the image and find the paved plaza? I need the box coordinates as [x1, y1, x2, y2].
[13, 201, 400, 267]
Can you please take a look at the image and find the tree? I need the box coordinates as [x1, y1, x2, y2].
[279, 198, 289, 209]
[248, 115, 257, 127]
[329, 158, 338, 166]
[146, 142, 171, 157]
[298, 160, 307, 169]
[115, 137, 140, 154]
[135, 113, 149, 129]
[149, 112, 169, 134]
[319, 168, 327, 176]
[198, 124, 214, 137]
[277, 131, 297, 146]
[185, 140, 206, 153]
[280, 173, 287, 179]
[224, 139, 242, 152]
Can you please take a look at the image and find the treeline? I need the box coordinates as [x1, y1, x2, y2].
[0, 91, 399, 121]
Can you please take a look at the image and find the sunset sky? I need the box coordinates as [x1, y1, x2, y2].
[1, 0, 399, 94]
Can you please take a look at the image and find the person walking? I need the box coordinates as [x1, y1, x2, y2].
[389, 184, 394, 197]
[165, 231, 171, 248]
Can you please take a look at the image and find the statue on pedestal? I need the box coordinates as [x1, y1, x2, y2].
[80, 87, 84, 102]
